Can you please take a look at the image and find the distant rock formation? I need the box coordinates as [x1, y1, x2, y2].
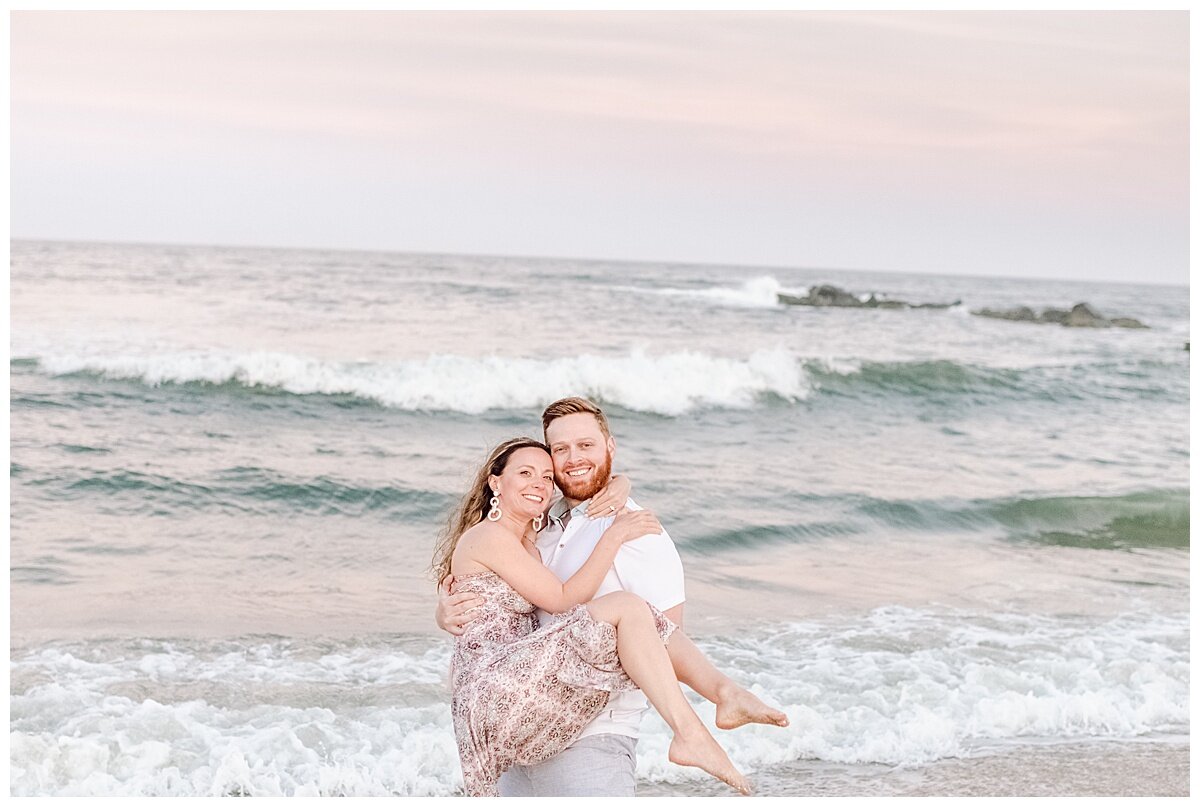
[971, 302, 1148, 329]
[776, 284, 960, 310]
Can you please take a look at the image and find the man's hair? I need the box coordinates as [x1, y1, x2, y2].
[541, 396, 612, 440]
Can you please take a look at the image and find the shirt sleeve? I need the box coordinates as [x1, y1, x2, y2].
[611, 526, 686, 612]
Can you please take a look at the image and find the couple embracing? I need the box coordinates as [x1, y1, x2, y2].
[432, 397, 788, 796]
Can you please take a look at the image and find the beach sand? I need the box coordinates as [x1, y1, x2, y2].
[638, 738, 1189, 796]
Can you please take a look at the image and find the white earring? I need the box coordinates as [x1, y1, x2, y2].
[487, 491, 502, 522]
[533, 513, 544, 531]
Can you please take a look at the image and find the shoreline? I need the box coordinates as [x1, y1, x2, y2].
[637, 737, 1190, 797]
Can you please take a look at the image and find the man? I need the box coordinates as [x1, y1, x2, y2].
[436, 396, 685, 796]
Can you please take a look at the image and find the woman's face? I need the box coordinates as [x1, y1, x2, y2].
[489, 447, 553, 520]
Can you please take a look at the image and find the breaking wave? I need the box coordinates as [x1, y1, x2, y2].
[14, 349, 1183, 416]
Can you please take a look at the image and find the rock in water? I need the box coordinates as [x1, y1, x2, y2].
[970, 302, 1148, 329]
[973, 306, 1038, 322]
[1065, 303, 1108, 327]
[808, 285, 865, 306]
[776, 284, 959, 310]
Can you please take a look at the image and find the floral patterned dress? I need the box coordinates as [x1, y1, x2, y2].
[449, 570, 676, 796]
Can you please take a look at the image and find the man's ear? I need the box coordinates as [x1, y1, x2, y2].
[607, 436, 616, 457]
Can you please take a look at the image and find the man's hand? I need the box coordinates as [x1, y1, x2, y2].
[587, 473, 631, 518]
[435, 575, 484, 636]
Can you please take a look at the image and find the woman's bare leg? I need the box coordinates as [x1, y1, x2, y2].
[586, 592, 751, 795]
[665, 631, 789, 729]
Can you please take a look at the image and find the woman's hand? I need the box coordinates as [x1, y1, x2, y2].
[587, 473, 631, 518]
[435, 575, 484, 636]
[601, 508, 662, 545]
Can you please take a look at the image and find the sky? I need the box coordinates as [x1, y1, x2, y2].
[9, 10, 1190, 284]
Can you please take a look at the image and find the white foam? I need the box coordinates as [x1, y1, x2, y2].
[9, 609, 1187, 795]
[11, 638, 461, 796]
[29, 346, 813, 416]
[634, 608, 1189, 784]
[647, 275, 800, 308]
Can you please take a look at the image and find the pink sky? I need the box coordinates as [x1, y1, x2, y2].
[10, 11, 1189, 283]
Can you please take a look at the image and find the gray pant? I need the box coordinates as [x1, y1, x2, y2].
[497, 734, 638, 797]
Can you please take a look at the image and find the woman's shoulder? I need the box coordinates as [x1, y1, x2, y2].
[457, 521, 520, 553]
[453, 522, 518, 575]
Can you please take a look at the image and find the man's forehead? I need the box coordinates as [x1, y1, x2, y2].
[545, 413, 606, 443]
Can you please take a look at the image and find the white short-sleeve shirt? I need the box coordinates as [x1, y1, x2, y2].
[536, 495, 686, 739]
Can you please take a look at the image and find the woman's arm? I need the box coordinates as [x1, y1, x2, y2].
[586, 474, 631, 518]
[476, 510, 662, 613]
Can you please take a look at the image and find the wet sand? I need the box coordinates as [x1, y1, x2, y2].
[638, 738, 1190, 797]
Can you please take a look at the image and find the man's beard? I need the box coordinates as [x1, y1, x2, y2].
[556, 450, 613, 502]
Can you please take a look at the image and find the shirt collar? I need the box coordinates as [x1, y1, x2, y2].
[548, 497, 591, 525]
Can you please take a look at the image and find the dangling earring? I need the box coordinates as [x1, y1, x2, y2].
[487, 491, 502, 522]
[533, 513, 544, 531]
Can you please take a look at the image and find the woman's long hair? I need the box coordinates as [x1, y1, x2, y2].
[430, 437, 551, 585]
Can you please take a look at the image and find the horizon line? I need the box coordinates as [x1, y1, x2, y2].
[9, 234, 1189, 290]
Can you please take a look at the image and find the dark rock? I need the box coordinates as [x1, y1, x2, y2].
[973, 306, 1038, 322]
[1065, 303, 1109, 327]
[808, 284, 865, 307]
[776, 284, 959, 310]
[970, 302, 1149, 329]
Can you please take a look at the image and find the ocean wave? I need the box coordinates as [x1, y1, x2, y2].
[636, 608, 1188, 784]
[859, 488, 1190, 550]
[20, 466, 453, 520]
[688, 489, 1190, 552]
[643, 275, 802, 308]
[20, 348, 812, 416]
[10, 608, 1188, 794]
[15, 349, 1184, 415]
[809, 358, 1185, 403]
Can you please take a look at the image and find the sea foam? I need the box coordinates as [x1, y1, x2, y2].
[30, 347, 812, 416]
[643, 275, 801, 308]
[18, 344, 1185, 415]
[10, 608, 1188, 795]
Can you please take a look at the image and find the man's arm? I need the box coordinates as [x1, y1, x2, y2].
[663, 603, 684, 630]
[435, 575, 484, 636]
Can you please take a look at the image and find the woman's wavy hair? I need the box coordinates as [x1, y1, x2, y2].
[430, 437, 551, 585]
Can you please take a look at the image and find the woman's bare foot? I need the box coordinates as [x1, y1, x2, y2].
[668, 730, 753, 795]
[715, 683, 790, 730]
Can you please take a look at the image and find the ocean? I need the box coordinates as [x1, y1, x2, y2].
[9, 239, 1190, 796]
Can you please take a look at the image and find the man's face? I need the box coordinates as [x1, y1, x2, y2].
[544, 412, 615, 503]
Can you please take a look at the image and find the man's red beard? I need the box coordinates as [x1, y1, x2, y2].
[555, 450, 613, 502]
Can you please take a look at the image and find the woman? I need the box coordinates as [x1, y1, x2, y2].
[432, 437, 786, 796]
